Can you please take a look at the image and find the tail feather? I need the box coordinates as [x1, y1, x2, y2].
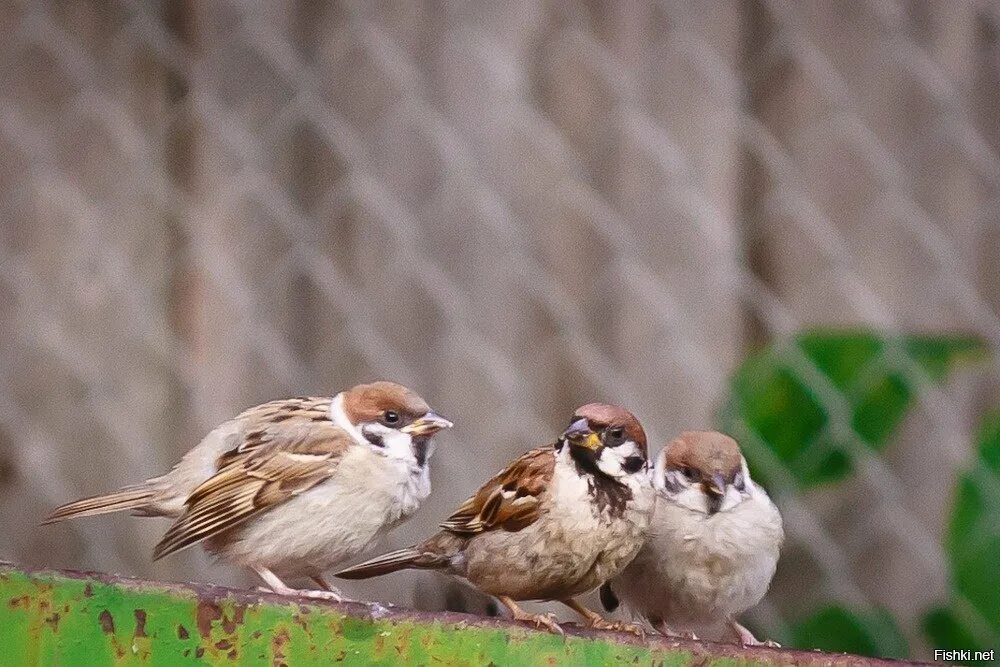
[335, 547, 443, 580]
[42, 486, 155, 525]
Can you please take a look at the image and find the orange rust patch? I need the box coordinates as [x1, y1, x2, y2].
[98, 609, 115, 634]
[8, 595, 30, 609]
[221, 604, 246, 634]
[272, 626, 291, 667]
[196, 600, 223, 637]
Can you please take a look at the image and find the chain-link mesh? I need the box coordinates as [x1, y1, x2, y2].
[2, 0, 999, 659]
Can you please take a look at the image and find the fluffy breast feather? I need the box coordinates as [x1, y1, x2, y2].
[611, 483, 782, 633]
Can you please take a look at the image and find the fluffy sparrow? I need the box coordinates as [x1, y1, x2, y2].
[336, 403, 654, 635]
[45, 381, 452, 600]
[600, 431, 783, 645]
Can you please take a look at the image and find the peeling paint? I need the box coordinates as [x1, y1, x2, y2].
[0, 562, 929, 666]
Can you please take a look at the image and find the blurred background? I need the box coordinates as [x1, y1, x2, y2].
[2, 0, 1000, 661]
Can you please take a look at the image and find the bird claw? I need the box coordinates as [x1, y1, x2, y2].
[653, 621, 694, 639]
[730, 620, 777, 647]
[297, 589, 344, 602]
[258, 585, 343, 602]
[514, 611, 564, 636]
[588, 617, 645, 637]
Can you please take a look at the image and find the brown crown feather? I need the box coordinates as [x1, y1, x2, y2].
[572, 403, 647, 456]
[343, 381, 431, 424]
[661, 431, 742, 480]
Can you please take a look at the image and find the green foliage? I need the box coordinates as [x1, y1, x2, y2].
[719, 330, 987, 488]
[791, 606, 908, 659]
[923, 607, 986, 664]
[923, 410, 1000, 658]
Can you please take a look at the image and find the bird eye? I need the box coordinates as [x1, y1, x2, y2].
[382, 410, 400, 426]
[682, 466, 696, 480]
[606, 427, 625, 445]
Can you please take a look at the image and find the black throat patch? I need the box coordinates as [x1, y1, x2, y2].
[569, 445, 632, 519]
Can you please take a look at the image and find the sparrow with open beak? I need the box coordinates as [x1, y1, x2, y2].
[336, 403, 655, 635]
[45, 381, 452, 600]
[600, 431, 783, 645]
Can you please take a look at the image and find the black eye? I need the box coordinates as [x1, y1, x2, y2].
[382, 410, 400, 426]
[682, 466, 696, 479]
[606, 427, 625, 445]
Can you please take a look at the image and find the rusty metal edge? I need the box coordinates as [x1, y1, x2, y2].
[1, 561, 935, 666]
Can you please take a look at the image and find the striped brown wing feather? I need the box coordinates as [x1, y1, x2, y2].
[154, 420, 351, 560]
[216, 397, 333, 469]
[440, 447, 554, 536]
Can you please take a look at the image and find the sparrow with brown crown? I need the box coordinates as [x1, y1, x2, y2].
[600, 431, 783, 645]
[45, 381, 452, 600]
[336, 403, 654, 635]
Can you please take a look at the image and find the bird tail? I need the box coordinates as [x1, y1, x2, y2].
[42, 485, 155, 525]
[335, 546, 447, 580]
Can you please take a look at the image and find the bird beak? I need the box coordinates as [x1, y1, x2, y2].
[705, 472, 727, 498]
[402, 411, 453, 436]
[561, 418, 602, 451]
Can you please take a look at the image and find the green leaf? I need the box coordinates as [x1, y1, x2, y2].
[791, 606, 908, 659]
[923, 606, 987, 664]
[719, 330, 987, 489]
[928, 410, 1000, 651]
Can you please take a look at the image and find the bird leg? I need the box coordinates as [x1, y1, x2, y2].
[651, 618, 691, 639]
[252, 567, 343, 602]
[498, 596, 564, 635]
[310, 574, 351, 602]
[729, 619, 779, 647]
[560, 598, 645, 637]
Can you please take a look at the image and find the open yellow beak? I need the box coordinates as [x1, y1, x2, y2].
[401, 411, 453, 436]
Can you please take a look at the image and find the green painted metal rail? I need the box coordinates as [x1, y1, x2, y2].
[0, 563, 923, 665]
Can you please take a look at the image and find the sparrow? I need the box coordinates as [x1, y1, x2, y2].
[44, 381, 452, 600]
[336, 403, 654, 635]
[600, 431, 783, 646]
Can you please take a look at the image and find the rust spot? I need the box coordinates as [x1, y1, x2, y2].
[251, 630, 262, 640]
[292, 612, 309, 632]
[177, 624, 189, 640]
[221, 604, 246, 633]
[134, 609, 147, 637]
[195, 647, 205, 659]
[227, 649, 237, 660]
[272, 626, 290, 665]
[44, 612, 60, 631]
[83, 583, 93, 597]
[98, 609, 115, 634]
[196, 600, 223, 637]
[215, 639, 233, 651]
[8, 595, 29, 609]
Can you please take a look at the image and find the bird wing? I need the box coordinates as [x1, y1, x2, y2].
[154, 415, 352, 560]
[215, 397, 335, 467]
[440, 447, 555, 535]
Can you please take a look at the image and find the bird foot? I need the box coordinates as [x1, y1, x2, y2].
[257, 585, 344, 602]
[587, 617, 645, 638]
[655, 621, 696, 640]
[729, 620, 777, 647]
[512, 610, 564, 636]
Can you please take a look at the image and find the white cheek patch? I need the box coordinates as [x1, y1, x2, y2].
[364, 423, 417, 464]
[596, 440, 645, 478]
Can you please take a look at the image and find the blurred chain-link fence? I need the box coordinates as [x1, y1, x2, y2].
[2, 0, 1000, 660]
